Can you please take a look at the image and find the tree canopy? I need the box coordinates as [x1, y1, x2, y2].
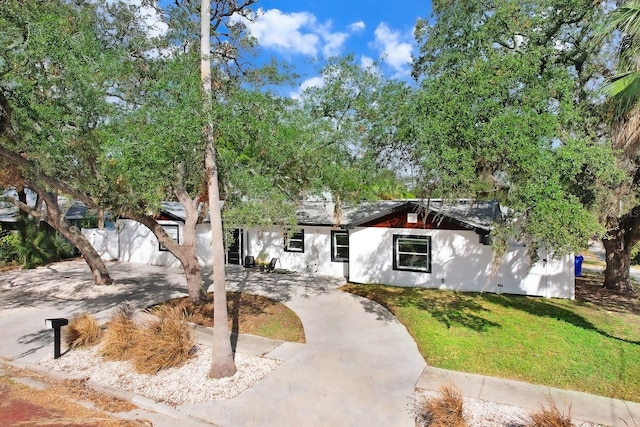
[407, 0, 621, 258]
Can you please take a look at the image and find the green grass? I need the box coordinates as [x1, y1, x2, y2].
[341, 284, 640, 402]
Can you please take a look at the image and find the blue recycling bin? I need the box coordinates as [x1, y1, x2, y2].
[574, 255, 584, 277]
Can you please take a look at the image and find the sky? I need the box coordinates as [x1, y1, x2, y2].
[240, 0, 433, 95]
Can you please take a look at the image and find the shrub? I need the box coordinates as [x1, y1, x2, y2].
[100, 304, 138, 361]
[13, 218, 76, 268]
[528, 397, 574, 427]
[65, 312, 101, 348]
[419, 384, 469, 427]
[0, 232, 20, 264]
[129, 306, 195, 374]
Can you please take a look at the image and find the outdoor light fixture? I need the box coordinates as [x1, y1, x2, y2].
[45, 318, 68, 359]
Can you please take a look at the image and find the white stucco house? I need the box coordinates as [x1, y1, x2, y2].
[81, 199, 575, 299]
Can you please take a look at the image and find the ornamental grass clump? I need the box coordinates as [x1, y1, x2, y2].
[419, 384, 469, 427]
[100, 303, 138, 361]
[527, 397, 574, 427]
[129, 306, 195, 374]
[64, 312, 101, 348]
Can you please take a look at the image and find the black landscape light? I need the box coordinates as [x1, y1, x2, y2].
[45, 318, 68, 359]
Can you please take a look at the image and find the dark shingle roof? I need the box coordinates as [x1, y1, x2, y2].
[296, 199, 500, 231]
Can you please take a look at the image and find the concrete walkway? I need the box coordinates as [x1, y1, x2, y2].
[0, 260, 639, 427]
[180, 267, 426, 426]
[0, 261, 426, 426]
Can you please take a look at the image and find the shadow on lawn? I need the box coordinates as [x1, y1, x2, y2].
[344, 286, 500, 332]
[482, 293, 640, 346]
[409, 292, 501, 332]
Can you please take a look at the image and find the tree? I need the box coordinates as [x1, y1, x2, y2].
[409, 0, 619, 260]
[201, 0, 237, 379]
[0, 0, 119, 285]
[596, 0, 640, 293]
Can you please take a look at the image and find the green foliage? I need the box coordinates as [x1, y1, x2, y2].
[597, 1, 640, 120]
[80, 214, 99, 229]
[0, 231, 19, 264]
[0, 0, 122, 188]
[14, 218, 75, 268]
[407, 0, 617, 254]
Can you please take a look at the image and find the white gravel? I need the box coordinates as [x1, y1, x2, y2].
[39, 344, 280, 406]
[414, 390, 604, 427]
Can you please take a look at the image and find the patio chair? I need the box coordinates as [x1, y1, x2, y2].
[244, 255, 255, 268]
[261, 257, 278, 273]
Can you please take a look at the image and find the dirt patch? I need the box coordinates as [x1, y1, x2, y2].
[575, 271, 640, 315]
[155, 291, 306, 343]
[0, 362, 144, 426]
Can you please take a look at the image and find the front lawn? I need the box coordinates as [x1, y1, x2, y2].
[341, 275, 640, 402]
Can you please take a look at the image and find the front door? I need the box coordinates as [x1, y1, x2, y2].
[226, 228, 243, 265]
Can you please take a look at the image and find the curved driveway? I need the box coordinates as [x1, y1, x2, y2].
[0, 261, 426, 427]
[184, 267, 427, 427]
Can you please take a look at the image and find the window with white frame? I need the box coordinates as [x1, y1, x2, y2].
[284, 229, 304, 253]
[159, 224, 179, 251]
[331, 230, 349, 262]
[393, 235, 431, 272]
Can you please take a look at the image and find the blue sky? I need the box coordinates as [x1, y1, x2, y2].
[241, 0, 433, 93]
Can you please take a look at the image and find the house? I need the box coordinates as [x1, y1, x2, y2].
[83, 199, 575, 299]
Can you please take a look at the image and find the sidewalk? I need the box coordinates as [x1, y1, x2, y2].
[416, 366, 640, 427]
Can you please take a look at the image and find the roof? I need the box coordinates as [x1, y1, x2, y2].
[0, 190, 106, 223]
[2, 193, 500, 232]
[296, 199, 501, 231]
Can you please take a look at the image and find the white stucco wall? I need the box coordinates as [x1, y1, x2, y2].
[116, 219, 182, 268]
[196, 223, 213, 266]
[86, 219, 574, 298]
[81, 228, 119, 261]
[348, 226, 574, 299]
[497, 244, 574, 299]
[245, 226, 349, 278]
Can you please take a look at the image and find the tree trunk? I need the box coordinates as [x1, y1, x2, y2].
[602, 234, 632, 293]
[57, 220, 113, 286]
[37, 190, 113, 286]
[98, 208, 104, 230]
[128, 213, 205, 303]
[602, 213, 637, 294]
[202, 0, 236, 379]
[175, 223, 206, 303]
[205, 138, 236, 379]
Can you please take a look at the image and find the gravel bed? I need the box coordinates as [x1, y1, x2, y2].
[39, 345, 280, 406]
[414, 390, 604, 427]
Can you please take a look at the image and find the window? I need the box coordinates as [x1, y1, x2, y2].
[284, 229, 304, 253]
[331, 230, 349, 262]
[159, 224, 179, 251]
[393, 235, 431, 272]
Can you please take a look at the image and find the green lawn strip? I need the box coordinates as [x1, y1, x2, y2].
[341, 284, 640, 402]
[249, 309, 306, 343]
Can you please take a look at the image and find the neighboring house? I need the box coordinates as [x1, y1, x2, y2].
[0, 190, 93, 230]
[83, 199, 575, 299]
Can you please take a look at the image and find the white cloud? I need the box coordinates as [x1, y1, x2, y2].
[360, 55, 374, 69]
[290, 76, 325, 99]
[349, 21, 365, 33]
[242, 9, 350, 58]
[246, 9, 319, 55]
[373, 23, 413, 73]
[318, 23, 349, 57]
[107, 0, 168, 39]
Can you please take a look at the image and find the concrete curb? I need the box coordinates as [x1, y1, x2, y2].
[416, 366, 640, 427]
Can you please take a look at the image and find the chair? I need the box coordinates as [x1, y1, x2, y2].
[261, 257, 278, 273]
[244, 255, 255, 268]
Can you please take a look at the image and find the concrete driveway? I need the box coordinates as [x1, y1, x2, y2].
[0, 260, 426, 427]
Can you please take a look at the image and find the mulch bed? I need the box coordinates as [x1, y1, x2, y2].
[575, 272, 640, 315]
